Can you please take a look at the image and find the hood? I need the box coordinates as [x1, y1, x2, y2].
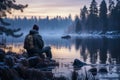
[29, 30, 39, 35]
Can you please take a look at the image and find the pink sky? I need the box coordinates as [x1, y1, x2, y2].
[9, 0, 105, 19]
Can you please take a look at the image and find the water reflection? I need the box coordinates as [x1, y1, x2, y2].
[43, 36, 120, 64]
[2, 35, 120, 79]
[5, 36, 120, 64]
[78, 37, 120, 64]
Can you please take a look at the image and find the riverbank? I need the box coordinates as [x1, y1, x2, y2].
[0, 49, 60, 80]
[1, 47, 120, 80]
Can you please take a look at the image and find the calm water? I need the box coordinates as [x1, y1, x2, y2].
[2, 34, 120, 79]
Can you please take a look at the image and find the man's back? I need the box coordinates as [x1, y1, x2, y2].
[24, 30, 44, 50]
[24, 24, 52, 59]
[24, 34, 34, 50]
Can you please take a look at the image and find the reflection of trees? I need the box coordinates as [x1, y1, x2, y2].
[108, 38, 120, 64]
[74, 38, 97, 63]
[74, 37, 120, 64]
[44, 36, 120, 64]
[99, 37, 108, 64]
[75, 38, 101, 63]
[75, 38, 88, 62]
[81, 43, 87, 62]
[43, 37, 72, 49]
[84, 38, 100, 64]
[75, 38, 81, 50]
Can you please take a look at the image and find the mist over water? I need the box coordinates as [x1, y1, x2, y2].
[4, 31, 120, 65]
[1, 28, 120, 79]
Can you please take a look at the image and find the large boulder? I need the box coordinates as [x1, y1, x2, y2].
[28, 56, 41, 68]
[4, 55, 15, 68]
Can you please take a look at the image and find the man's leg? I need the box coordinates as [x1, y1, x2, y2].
[27, 49, 39, 57]
[41, 46, 52, 59]
[27, 50, 33, 57]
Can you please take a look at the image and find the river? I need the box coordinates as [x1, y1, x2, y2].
[2, 33, 120, 79]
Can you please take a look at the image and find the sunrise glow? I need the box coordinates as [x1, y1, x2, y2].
[8, 0, 103, 19]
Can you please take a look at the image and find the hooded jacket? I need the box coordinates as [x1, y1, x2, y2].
[24, 30, 44, 50]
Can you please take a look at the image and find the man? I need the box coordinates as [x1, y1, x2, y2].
[24, 24, 52, 59]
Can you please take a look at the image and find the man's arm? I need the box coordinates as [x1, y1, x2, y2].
[36, 35, 44, 49]
[24, 35, 28, 49]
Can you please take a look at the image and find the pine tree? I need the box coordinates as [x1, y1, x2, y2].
[75, 16, 81, 33]
[89, 0, 98, 15]
[114, 0, 120, 31]
[108, 0, 120, 31]
[80, 6, 88, 32]
[108, 0, 115, 30]
[99, 0, 108, 34]
[0, 0, 28, 37]
[87, 0, 99, 32]
[80, 6, 88, 21]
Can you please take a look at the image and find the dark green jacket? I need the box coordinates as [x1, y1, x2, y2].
[24, 30, 44, 50]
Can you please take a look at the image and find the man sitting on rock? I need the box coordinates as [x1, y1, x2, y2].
[24, 24, 52, 59]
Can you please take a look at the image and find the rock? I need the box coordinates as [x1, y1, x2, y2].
[0, 65, 16, 80]
[98, 67, 108, 73]
[88, 67, 97, 76]
[28, 56, 40, 68]
[0, 49, 5, 53]
[0, 49, 5, 62]
[0, 62, 5, 66]
[13, 63, 27, 79]
[73, 59, 87, 68]
[18, 58, 29, 67]
[0, 49, 59, 80]
[4, 55, 15, 68]
[61, 35, 71, 39]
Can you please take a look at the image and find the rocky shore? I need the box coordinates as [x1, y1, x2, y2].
[0, 49, 61, 80]
[1, 48, 120, 80]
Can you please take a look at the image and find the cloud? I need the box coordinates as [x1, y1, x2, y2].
[14, 0, 103, 19]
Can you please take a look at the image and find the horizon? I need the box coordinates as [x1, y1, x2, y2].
[7, 0, 109, 20]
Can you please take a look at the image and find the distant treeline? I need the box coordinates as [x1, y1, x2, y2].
[3, 0, 120, 35]
[4, 16, 72, 33]
[69, 0, 120, 34]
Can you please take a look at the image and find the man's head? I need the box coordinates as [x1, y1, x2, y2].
[33, 24, 39, 31]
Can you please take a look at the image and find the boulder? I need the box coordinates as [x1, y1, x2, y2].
[73, 59, 87, 68]
[88, 67, 97, 76]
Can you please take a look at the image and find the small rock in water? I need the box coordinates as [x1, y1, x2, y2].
[73, 59, 87, 68]
[88, 67, 97, 76]
[61, 35, 71, 39]
[98, 67, 108, 73]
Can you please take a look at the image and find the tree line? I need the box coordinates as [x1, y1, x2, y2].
[4, 16, 72, 33]
[74, 0, 120, 34]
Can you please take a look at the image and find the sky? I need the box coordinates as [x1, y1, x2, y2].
[10, 0, 106, 19]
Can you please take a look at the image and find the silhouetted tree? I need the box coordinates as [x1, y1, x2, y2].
[114, 0, 120, 31]
[99, 0, 108, 33]
[80, 6, 88, 21]
[75, 16, 81, 33]
[108, 0, 120, 31]
[108, 0, 115, 30]
[109, 0, 115, 12]
[89, 0, 98, 15]
[0, 0, 28, 37]
[87, 0, 99, 32]
[80, 6, 88, 32]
